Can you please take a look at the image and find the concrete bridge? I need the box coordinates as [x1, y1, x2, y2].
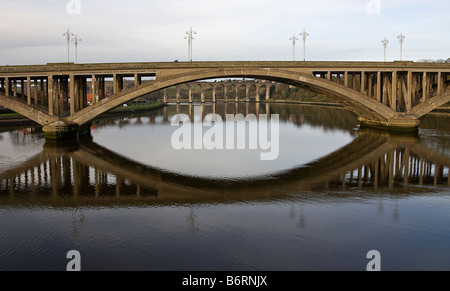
[1, 129, 448, 207]
[160, 80, 279, 103]
[0, 61, 449, 138]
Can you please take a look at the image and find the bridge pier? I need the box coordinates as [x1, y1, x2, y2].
[358, 116, 420, 133]
[42, 121, 91, 140]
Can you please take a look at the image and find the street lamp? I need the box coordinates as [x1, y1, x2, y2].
[63, 28, 74, 63]
[381, 37, 389, 62]
[397, 33, 406, 61]
[72, 34, 82, 64]
[185, 27, 197, 62]
[289, 34, 298, 61]
[299, 28, 309, 61]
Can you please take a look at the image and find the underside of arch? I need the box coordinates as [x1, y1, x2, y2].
[69, 68, 398, 126]
[0, 93, 54, 125]
[410, 91, 450, 118]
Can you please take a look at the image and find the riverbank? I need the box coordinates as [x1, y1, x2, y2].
[263, 99, 343, 107]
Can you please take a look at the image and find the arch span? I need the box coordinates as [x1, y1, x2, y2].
[0, 94, 55, 125]
[68, 68, 398, 126]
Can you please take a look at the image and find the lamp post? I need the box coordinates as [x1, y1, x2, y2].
[72, 34, 82, 64]
[185, 27, 197, 62]
[299, 28, 309, 61]
[289, 34, 298, 61]
[381, 37, 389, 62]
[63, 28, 74, 63]
[397, 33, 406, 61]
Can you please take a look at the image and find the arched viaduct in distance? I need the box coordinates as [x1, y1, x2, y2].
[0, 61, 449, 139]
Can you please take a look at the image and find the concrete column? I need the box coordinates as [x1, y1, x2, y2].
[163, 88, 168, 103]
[134, 73, 140, 87]
[235, 85, 239, 103]
[55, 77, 60, 116]
[74, 77, 80, 112]
[200, 84, 205, 103]
[212, 85, 216, 103]
[13, 79, 17, 97]
[76, 77, 83, 111]
[245, 84, 250, 102]
[344, 71, 349, 87]
[256, 85, 260, 102]
[437, 72, 442, 95]
[352, 73, 356, 90]
[406, 71, 412, 112]
[188, 83, 193, 103]
[99, 77, 105, 100]
[82, 77, 87, 108]
[391, 71, 397, 111]
[95, 77, 100, 102]
[33, 79, 38, 105]
[5, 77, 9, 97]
[265, 85, 270, 100]
[376, 72, 381, 102]
[27, 77, 31, 105]
[113, 74, 118, 95]
[62, 77, 69, 114]
[91, 75, 96, 104]
[48, 75, 54, 116]
[176, 85, 180, 103]
[368, 74, 373, 97]
[69, 74, 75, 115]
[327, 71, 331, 81]
[361, 71, 365, 94]
[224, 85, 228, 103]
[40, 79, 45, 106]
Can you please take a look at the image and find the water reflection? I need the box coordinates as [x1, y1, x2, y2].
[0, 128, 448, 207]
[1, 104, 449, 271]
[91, 103, 358, 179]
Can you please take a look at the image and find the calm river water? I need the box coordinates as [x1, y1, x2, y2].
[0, 103, 449, 271]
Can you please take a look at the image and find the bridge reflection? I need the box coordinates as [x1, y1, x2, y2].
[93, 102, 359, 134]
[0, 129, 448, 207]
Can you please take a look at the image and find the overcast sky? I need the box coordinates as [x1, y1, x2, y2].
[0, 0, 449, 65]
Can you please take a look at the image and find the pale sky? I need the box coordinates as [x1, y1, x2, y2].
[0, 0, 449, 65]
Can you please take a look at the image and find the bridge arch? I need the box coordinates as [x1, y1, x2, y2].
[0, 94, 55, 125]
[68, 68, 398, 126]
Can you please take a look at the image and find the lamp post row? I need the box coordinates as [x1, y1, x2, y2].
[62, 27, 406, 63]
[63, 28, 82, 64]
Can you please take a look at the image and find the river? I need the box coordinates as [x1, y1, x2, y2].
[0, 103, 449, 271]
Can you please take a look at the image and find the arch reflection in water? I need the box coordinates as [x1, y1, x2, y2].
[0, 129, 448, 207]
